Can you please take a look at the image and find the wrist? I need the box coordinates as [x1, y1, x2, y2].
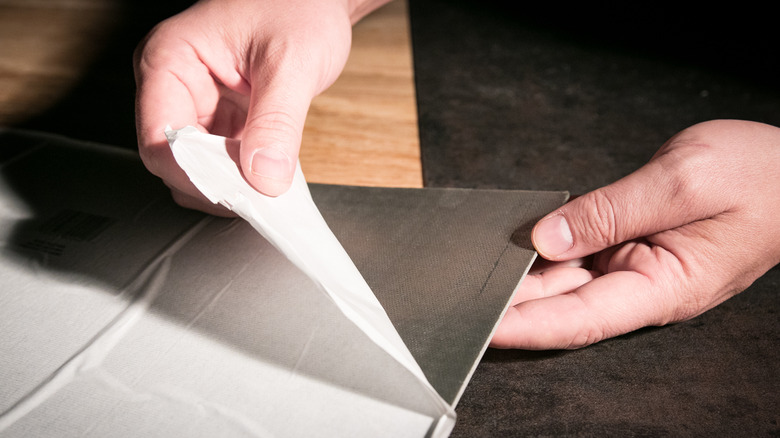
[346, 0, 393, 24]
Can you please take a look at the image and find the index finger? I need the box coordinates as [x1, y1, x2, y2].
[491, 270, 665, 350]
[134, 38, 218, 200]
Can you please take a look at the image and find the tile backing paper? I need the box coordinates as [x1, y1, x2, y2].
[0, 128, 567, 437]
[166, 126, 455, 435]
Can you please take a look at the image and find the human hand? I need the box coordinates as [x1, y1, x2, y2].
[492, 120, 780, 349]
[134, 0, 387, 214]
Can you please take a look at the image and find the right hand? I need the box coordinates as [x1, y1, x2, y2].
[134, 0, 383, 214]
[492, 120, 780, 349]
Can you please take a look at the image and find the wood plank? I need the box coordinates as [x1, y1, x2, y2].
[0, 0, 121, 126]
[300, 0, 423, 188]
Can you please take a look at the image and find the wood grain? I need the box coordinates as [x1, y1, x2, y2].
[0, 0, 122, 126]
[300, 0, 423, 188]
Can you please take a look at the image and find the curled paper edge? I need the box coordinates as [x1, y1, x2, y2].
[165, 126, 454, 429]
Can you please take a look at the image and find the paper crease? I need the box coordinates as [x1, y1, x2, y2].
[0, 217, 212, 431]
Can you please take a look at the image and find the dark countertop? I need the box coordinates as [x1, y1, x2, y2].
[410, 1, 779, 436]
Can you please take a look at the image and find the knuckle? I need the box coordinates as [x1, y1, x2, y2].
[245, 110, 301, 145]
[133, 22, 193, 77]
[575, 190, 620, 247]
[169, 188, 190, 209]
[138, 146, 161, 176]
[137, 144, 173, 182]
[567, 324, 605, 349]
[664, 155, 708, 206]
[656, 141, 721, 210]
[565, 298, 608, 349]
[670, 296, 701, 323]
[663, 278, 712, 324]
[256, 36, 317, 86]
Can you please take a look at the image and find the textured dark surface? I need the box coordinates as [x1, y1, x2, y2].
[409, 1, 779, 436]
[410, 1, 780, 194]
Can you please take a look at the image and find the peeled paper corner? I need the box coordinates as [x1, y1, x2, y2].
[165, 126, 454, 435]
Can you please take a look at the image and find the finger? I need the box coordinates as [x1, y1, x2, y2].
[135, 69, 200, 198]
[511, 267, 596, 305]
[491, 269, 667, 350]
[496, 211, 767, 350]
[531, 145, 728, 261]
[527, 256, 590, 275]
[168, 186, 236, 218]
[134, 36, 219, 202]
[239, 53, 319, 197]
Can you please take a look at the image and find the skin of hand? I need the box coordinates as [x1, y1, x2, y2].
[491, 119, 780, 350]
[134, 0, 389, 215]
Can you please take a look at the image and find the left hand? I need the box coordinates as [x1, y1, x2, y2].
[491, 119, 780, 349]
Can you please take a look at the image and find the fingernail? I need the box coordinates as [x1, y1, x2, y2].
[250, 147, 292, 181]
[533, 214, 573, 258]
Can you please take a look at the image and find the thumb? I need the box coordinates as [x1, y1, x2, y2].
[240, 62, 316, 197]
[531, 148, 725, 260]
